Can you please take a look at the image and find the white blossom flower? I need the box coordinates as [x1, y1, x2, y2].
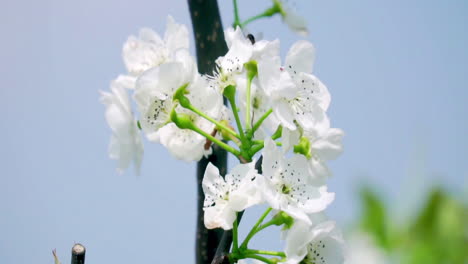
[282, 215, 344, 264]
[122, 16, 189, 75]
[133, 49, 197, 142]
[158, 76, 223, 161]
[210, 27, 280, 92]
[203, 162, 261, 230]
[259, 138, 334, 224]
[282, 123, 344, 180]
[273, 0, 309, 36]
[100, 76, 144, 175]
[259, 40, 330, 131]
[210, 27, 253, 90]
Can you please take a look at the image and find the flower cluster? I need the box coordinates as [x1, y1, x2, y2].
[101, 14, 344, 264]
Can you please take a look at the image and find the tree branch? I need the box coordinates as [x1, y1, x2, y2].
[187, 1, 228, 264]
[71, 243, 85, 264]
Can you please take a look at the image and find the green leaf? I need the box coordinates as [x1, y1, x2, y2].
[358, 186, 390, 250]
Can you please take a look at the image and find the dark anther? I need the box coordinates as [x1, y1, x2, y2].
[247, 34, 255, 45]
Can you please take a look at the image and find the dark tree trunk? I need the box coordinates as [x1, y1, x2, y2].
[187, 1, 228, 264]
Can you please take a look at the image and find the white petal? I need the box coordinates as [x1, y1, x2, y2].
[313, 128, 344, 161]
[164, 15, 189, 53]
[202, 162, 222, 201]
[282, 6, 309, 37]
[258, 56, 282, 96]
[273, 100, 297, 130]
[282, 127, 300, 153]
[285, 40, 315, 74]
[158, 123, 206, 162]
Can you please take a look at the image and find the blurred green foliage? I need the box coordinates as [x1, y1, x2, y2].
[358, 186, 468, 264]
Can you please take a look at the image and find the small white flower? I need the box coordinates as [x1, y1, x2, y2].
[210, 28, 280, 92]
[282, 215, 344, 264]
[134, 49, 197, 141]
[259, 40, 330, 131]
[158, 76, 223, 162]
[273, 0, 309, 36]
[122, 16, 189, 75]
[100, 77, 144, 175]
[210, 27, 253, 90]
[203, 162, 261, 230]
[283, 124, 344, 180]
[259, 138, 334, 224]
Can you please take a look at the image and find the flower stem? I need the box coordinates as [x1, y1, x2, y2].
[240, 4, 281, 28]
[186, 104, 240, 139]
[251, 108, 273, 134]
[227, 92, 247, 143]
[189, 123, 241, 157]
[255, 218, 280, 234]
[232, 0, 241, 28]
[244, 249, 286, 258]
[233, 213, 239, 252]
[240, 207, 272, 249]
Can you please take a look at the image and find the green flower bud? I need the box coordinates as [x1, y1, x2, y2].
[173, 83, 191, 108]
[223, 85, 236, 101]
[244, 60, 258, 81]
[170, 109, 194, 130]
[271, 211, 295, 230]
[293, 136, 312, 159]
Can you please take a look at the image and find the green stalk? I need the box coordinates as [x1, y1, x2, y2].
[254, 218, 281, 234]
[227, 94, 247, 143]
[244, 249, 286, 258]
[186, 104, 240, 139]
[233, 213, 239, 252]
[251, 108, 273, 134]
[189, 123, 241, 157]
[240, 4, 281, 28]
[240, 207, 272, 249]
[232, 0, 241, 27]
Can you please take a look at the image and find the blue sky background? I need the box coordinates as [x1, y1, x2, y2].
[1, 0, 467, 263]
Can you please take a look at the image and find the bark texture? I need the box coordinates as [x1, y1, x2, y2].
[187, 1, 228, 264]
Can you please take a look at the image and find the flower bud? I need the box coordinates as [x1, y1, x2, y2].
[170, 109, 194, 130]
[173, 83, 191, 108]
[293, 136, 311, 159]
[244, 60, 258, 81]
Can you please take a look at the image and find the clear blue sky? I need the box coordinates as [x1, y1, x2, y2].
[1, 0, 467, 263]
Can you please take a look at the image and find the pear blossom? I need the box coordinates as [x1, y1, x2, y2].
[122, 16, 189, 75]
[203, 162, 261, 230]
[282, 216, 344, 264]
[259, 40, 330, 131]
[210, 27, 280, 92]
[133, 49, 197, 141]
[100, 77, 144, 175]
[259, 138, 334, 224]
[283, 123, 344, 180]
[158, 76, 223, 161]
[210, 27, 253, 90]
